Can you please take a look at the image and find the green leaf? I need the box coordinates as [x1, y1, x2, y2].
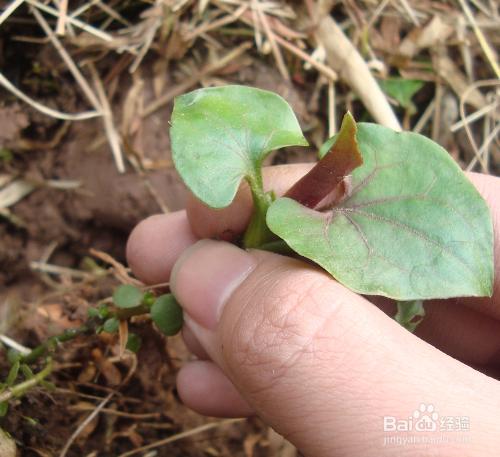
[19, 364, 34, 380]
[40, 380, 56, 391]
[103, 317, 119, 334]
[23, 416, 39, 426]
[113, 285, 143, 309]
[267, 122, 493, 300]
[6, 362, 19, 387]
[0, 402, 8, 417]
[87, 307, 100, 319]
[378, 78, 424, 113]
[171, 85, 308, 209]
[0, 148, 13, 163]
[395, 300, 425, 332]
[151, 294, 183, 336]
[6, 350, 20, 365]
[126, 333, 142, 353]
[97, 304, 110, 319]
[142, 291, 155, 307]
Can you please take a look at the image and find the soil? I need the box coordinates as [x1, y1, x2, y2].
[0, 28, 312, 457]
[0, 1, 497, 455]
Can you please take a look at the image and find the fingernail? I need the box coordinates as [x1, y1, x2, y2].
[171, 240, 257, 330]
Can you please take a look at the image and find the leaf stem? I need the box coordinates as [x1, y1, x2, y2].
[20, 327, 91, 365]
[19, 304, 151, 365]
[394, 300, 425, 332]
[115, 303, 151, 320]
[242, 173, 276, 248]
[0, 359, 53, 403]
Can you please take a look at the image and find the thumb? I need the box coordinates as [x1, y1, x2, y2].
[171, 240, 500, 457]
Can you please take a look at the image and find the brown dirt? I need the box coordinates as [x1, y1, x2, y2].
[0, 33, 311, 457]
[0, 1, 498, 455]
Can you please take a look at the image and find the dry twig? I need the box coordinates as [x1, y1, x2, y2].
[30, 6, 101, 111]
[0, 0, 25, 27]
[26, 0, 113, 42]
[315, 12, 401, 130]
[89, 249, 143, 286]
[59, 355, 138, 457]
[0, 72, 100, 121]
[88, 64, 126, 173]
[118, 418, 245, 457]
[252, 0, 290, 81]
[141, 42, 252, 117]
[56, 0, 68, 35]
[458, 0, 500, 79]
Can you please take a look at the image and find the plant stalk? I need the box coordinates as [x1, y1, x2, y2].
[20, 327, 90, 364]
[115, 303, 151, 320]
[19, 304, 151, 365]
[0, 359, 53, 403]
[242, 173, 276, 249]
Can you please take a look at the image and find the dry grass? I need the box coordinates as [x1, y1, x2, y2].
[0, 0, 498, 455]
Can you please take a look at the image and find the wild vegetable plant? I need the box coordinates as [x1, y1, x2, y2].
[1, 285, 182, 416]
[1, 84, 493, 416]
[170, 85, 493, 330]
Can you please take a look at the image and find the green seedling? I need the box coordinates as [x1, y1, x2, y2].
[378, 78, 424, 114]
[1, 84, 494, 420]
[0, 284, 183, 415]
[111, 285, 183, 335]
[103, 317, 120, 333]
[170, 85, 493, 329]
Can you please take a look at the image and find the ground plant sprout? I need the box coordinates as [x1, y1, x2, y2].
[171, 85, 493, 328]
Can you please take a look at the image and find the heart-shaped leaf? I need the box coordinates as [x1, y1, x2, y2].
[170, 85, 308, 208]
[267, 122, 493, 300]
[378, 78, 424, 113]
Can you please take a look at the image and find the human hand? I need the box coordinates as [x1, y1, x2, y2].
[126, 164, 500, 457]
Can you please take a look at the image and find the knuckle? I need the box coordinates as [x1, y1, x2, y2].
[221, 268, 347, 395]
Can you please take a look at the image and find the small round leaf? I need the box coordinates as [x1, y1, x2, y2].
[142, 291, 155, 307]
[87, 307, 100, 319]
[126, 333, 142, 353]
[113, 285, 143, 309]
[151, 294, 183, 336]
[103, 317, 119, 334]
[97, 304, 110, 319]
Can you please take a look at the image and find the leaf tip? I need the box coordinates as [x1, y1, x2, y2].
[336, 111, 362, 167]
[343, 110, 356, 127]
